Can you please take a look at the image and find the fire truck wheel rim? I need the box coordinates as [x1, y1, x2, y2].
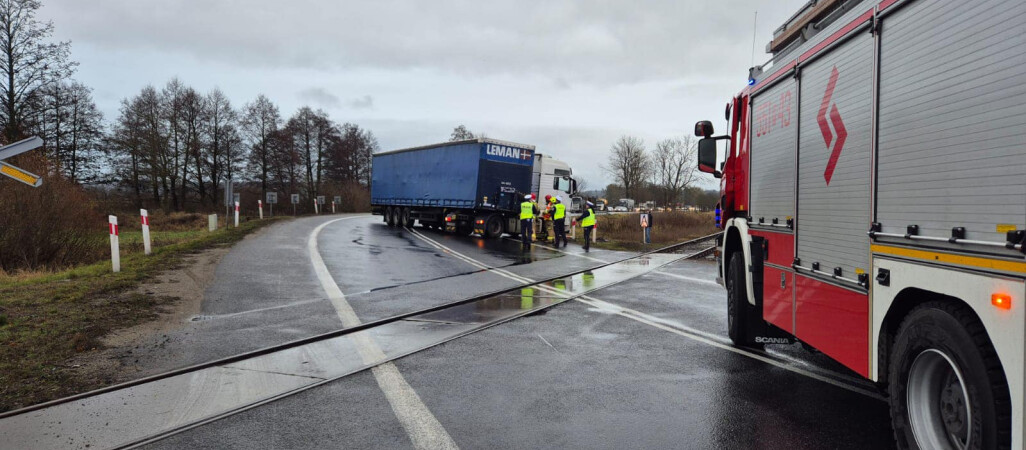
[907, 348, 970, 450]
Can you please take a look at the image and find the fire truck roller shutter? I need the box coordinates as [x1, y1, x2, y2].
[750, 76, 798, 229]
[875, 0, 1026, 257]
[796, 30, 874, 282]
[791, 25, 874, 377]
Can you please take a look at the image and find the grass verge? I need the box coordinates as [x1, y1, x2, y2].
[565, 211, 717, 252]
[0, 217, 286, 413]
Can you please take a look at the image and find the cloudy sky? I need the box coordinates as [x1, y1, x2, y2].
[38, 0, 807, 190]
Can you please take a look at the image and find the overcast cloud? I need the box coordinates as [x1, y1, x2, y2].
[39, 0, 807, 190]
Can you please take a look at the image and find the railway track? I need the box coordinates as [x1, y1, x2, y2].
[0, 233, 720, 449]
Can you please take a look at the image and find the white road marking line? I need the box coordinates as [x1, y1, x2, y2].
[409, 228, 883, 401]
[537, 334, 557, 351]
[312, 218, 458, 450]
[653, 270, 721, 286]
[573, 296, 884, 400]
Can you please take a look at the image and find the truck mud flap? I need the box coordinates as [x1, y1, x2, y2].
[746, 236, 795, 346]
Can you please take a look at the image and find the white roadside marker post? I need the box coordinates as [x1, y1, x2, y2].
[208, 214, 217, 231]
[140, 209, 152, 255]
[332, 201, 336, 214]
[234, 201, 240, 228]
[314, 200, 319, 215]
[258, 200, 263, 219]
[108, 215, 120, 273]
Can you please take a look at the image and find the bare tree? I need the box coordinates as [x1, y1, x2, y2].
[0, 0, 74, 142]
[179, 87, 206, 205]
[604, 135, 649, 200]
[652, 136, 697, 206]
[242, 94, 280, 201]
[205, 88, 236, 205]
[449, 124, 474, 141]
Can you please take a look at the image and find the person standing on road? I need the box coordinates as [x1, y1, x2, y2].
[520, 194, 539, 252]
[574, 201, 596, 252]
[553, 196, 567, 248]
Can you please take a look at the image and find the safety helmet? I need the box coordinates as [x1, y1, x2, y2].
[556, 196, 563, 202]
[525, 194, 533, 200]
[545, 195, 552, 202]
[587, 201, 594, 206]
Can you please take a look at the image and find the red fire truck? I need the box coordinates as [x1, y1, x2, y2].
[696, 0, 1025, 448]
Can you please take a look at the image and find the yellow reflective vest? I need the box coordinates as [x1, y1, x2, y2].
[581, 208, 595, 227]
[553, 203, 565, 220]
[520, 201, 535, 219]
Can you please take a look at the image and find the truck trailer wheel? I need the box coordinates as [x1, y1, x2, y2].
[887, 301, 1010, 450]
[385, 207, 396, 227]
[402, 208, 415, 228]
[725, 251, 754, 347]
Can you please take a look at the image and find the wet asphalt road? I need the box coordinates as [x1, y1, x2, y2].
[137, 214, 896, 449]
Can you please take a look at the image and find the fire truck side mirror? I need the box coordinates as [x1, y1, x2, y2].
[694, 120, 714, 138]
[698, 138, 721, 178]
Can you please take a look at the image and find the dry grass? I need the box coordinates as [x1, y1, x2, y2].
[0, 217, 284, 412]
[571, 211, 717, 251]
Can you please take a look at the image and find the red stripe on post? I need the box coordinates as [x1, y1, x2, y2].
[141, 216, 149, 226]
[109, 224, 119, 236]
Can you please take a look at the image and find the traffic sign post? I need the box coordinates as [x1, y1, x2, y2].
[140, 209, 152, 255]
[0, 136, 44, 187]
[109, 215, 120, 273]
[316, 196, 324, 215]
[266, 192, 278, 217]
[291, 193, 299, 216]
[333, 196, 341, 213]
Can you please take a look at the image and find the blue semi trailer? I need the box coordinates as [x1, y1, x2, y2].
[371, 138, 580, 238]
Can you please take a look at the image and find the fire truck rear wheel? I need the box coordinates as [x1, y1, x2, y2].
[725, 251, 754, 347]
[888, 301, 1010, 450]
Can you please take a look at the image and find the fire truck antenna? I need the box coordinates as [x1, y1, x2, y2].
[750, 11, 758, 68]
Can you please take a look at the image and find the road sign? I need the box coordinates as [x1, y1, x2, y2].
[0, 161, 42, 187]
[0, 136, 44, 187]
[333, 196, 341, 205]
[0, 136, 43, 160]
[224, 183, 233, 206]
[317, 196, 325, 205]
[266, 192, 278, 204]
[233, 193, 241, 206]
[291, 194, 300, 204]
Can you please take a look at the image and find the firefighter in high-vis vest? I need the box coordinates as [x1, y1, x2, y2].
[520, 194, 539, 252]
[574, 201, 596, 252]
[552, 196, 567, 248]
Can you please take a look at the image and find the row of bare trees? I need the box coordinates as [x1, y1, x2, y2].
[604, 135, 698, 206]
[107, 80, 377, 212]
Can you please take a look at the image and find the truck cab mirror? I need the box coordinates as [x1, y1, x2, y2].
[695, 120, 714, 138]
[698, 138, 721, 178]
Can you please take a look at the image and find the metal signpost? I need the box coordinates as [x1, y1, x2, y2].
[333, 196, 341, 214]
[316, 196, 325, 214]
[291, 193, 299, 216]
[0, 136, 44, 187]
[224, 182, 234, 228]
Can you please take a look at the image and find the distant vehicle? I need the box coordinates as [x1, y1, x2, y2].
[612, 206, 628, 212]
[695, 0, 1025, 448]
[371, 138, 581, 238]
[595, 198, 609, 211]
[617, 198, 635, 210]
